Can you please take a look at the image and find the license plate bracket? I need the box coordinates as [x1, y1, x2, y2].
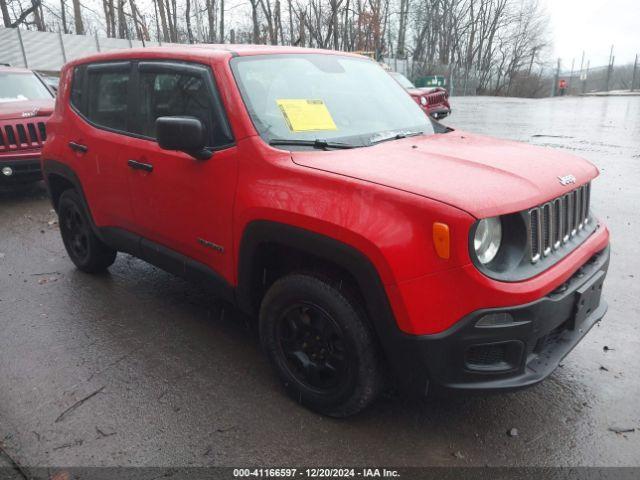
[572, 270, 605, 329]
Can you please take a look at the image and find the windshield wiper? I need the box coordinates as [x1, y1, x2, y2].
[269, 139, 358, 150]
[369, 130, 424, 145]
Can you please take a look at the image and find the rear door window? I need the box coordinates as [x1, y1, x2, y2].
[85, 62, 131, 132]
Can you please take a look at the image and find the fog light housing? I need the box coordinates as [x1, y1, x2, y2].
[2, 166, 13, 176]
[465, 340, 524, 372]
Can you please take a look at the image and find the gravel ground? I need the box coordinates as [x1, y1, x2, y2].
[0, 95, 638, 471]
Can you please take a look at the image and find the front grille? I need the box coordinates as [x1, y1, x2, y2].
[528, 183, 591, 263]
[426, 91, 446, 105]
[0, 120, 47, 152]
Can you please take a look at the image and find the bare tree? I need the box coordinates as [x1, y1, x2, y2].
[249, 0, 260, 43]
[1, 0, 11, 27]
[59, 0, 68, 32]
[396, 0, 409, 57]
[185, 0, 194, 42]
[219, 0, 224, 42]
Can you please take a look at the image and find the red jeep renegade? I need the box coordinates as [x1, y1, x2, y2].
[389, 71, 451, 119]
[42, 46, 610, 417]
[1, 65, 54, 183]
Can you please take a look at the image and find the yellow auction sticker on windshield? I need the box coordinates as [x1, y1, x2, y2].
[276, 99, 337, 132]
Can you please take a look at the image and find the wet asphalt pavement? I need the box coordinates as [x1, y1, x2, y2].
[0, 96, 639, 469]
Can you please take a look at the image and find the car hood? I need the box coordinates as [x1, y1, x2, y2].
[407, 87, 443, 96]
[290, 131, 599, 218]
[0, 98, 54, 121]
[405, 88, 424, 98]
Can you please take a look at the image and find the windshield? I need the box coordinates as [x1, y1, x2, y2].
[390, 72, 416, 89]
[0, 72, 53, 103]
[231, 54, 434, 148]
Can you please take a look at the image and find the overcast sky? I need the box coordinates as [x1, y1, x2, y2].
[544, 0, 640, 69]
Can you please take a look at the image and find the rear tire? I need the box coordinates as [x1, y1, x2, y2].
[58, 189, 117, 273]
[259, 273, 383, 417]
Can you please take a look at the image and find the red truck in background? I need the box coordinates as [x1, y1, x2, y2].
[0, 65, 55, 183]
[390, 71, 451, 120]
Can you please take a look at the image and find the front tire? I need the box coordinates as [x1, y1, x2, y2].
[58, 189, 117, 273]
[259, 273, 383, 417]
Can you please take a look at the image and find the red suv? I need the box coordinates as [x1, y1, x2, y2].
[1, 65, 55, 183]
[42, 46, 610, 417]
[390, 71, 451, 119]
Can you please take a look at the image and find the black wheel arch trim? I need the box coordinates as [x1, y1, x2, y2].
[42, 159, 104, 241]
[236, 220, 421, 393]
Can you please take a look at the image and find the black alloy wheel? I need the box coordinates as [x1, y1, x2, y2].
[276, 302, 350, 394]
[260, 273, 383, 417]
[60, 201, 90, 263]
[58, 189, 117, 272]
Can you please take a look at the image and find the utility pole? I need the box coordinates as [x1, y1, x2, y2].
[568, 58, 575, 94]
[605, 45, 614, 92]
[582, 60, 590, 94]
[552, 58, 560, 96]
[632, 54, 638, 92]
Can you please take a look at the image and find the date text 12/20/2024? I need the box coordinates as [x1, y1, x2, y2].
[233, 469, 401, 478]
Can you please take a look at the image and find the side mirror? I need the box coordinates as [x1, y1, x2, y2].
[156, 116, 212, 160]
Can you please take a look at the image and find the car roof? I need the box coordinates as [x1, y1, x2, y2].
[0, 65, 34, 74]
[66, 44, 368, 67]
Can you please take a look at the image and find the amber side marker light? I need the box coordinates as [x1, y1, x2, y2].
[433, 222, 450, 259]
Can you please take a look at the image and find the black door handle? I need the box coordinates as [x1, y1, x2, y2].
[68, 141, 88, 153]
[127, 159, 153, 172]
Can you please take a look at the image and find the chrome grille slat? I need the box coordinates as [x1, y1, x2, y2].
[553, 199, 562, 249]
[568, 191, 576, 237]
[542, 203, 552, 256]
[573, 189, 582, 233]
[581, 184, 588, 226]
[584, 183, 591, 225]
[530, 208, 541, 262]
[528, 183, 591, 263]
[561, 194, 570, 242]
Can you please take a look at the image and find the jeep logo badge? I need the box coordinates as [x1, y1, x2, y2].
[21, 108, 39, 118]
[558, 174, 576, 186]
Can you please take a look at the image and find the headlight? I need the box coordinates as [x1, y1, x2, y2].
[473, 217, 502, 264]
[420, 96, 427, 106]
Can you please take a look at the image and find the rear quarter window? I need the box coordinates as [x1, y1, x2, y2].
[86, 70, 130, 131]
[70, 65, 86, 114]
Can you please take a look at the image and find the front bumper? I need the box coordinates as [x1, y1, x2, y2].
[428, 107, 451, 119]
[0, 157, 42, 182]
[393, 245, 609, 395]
